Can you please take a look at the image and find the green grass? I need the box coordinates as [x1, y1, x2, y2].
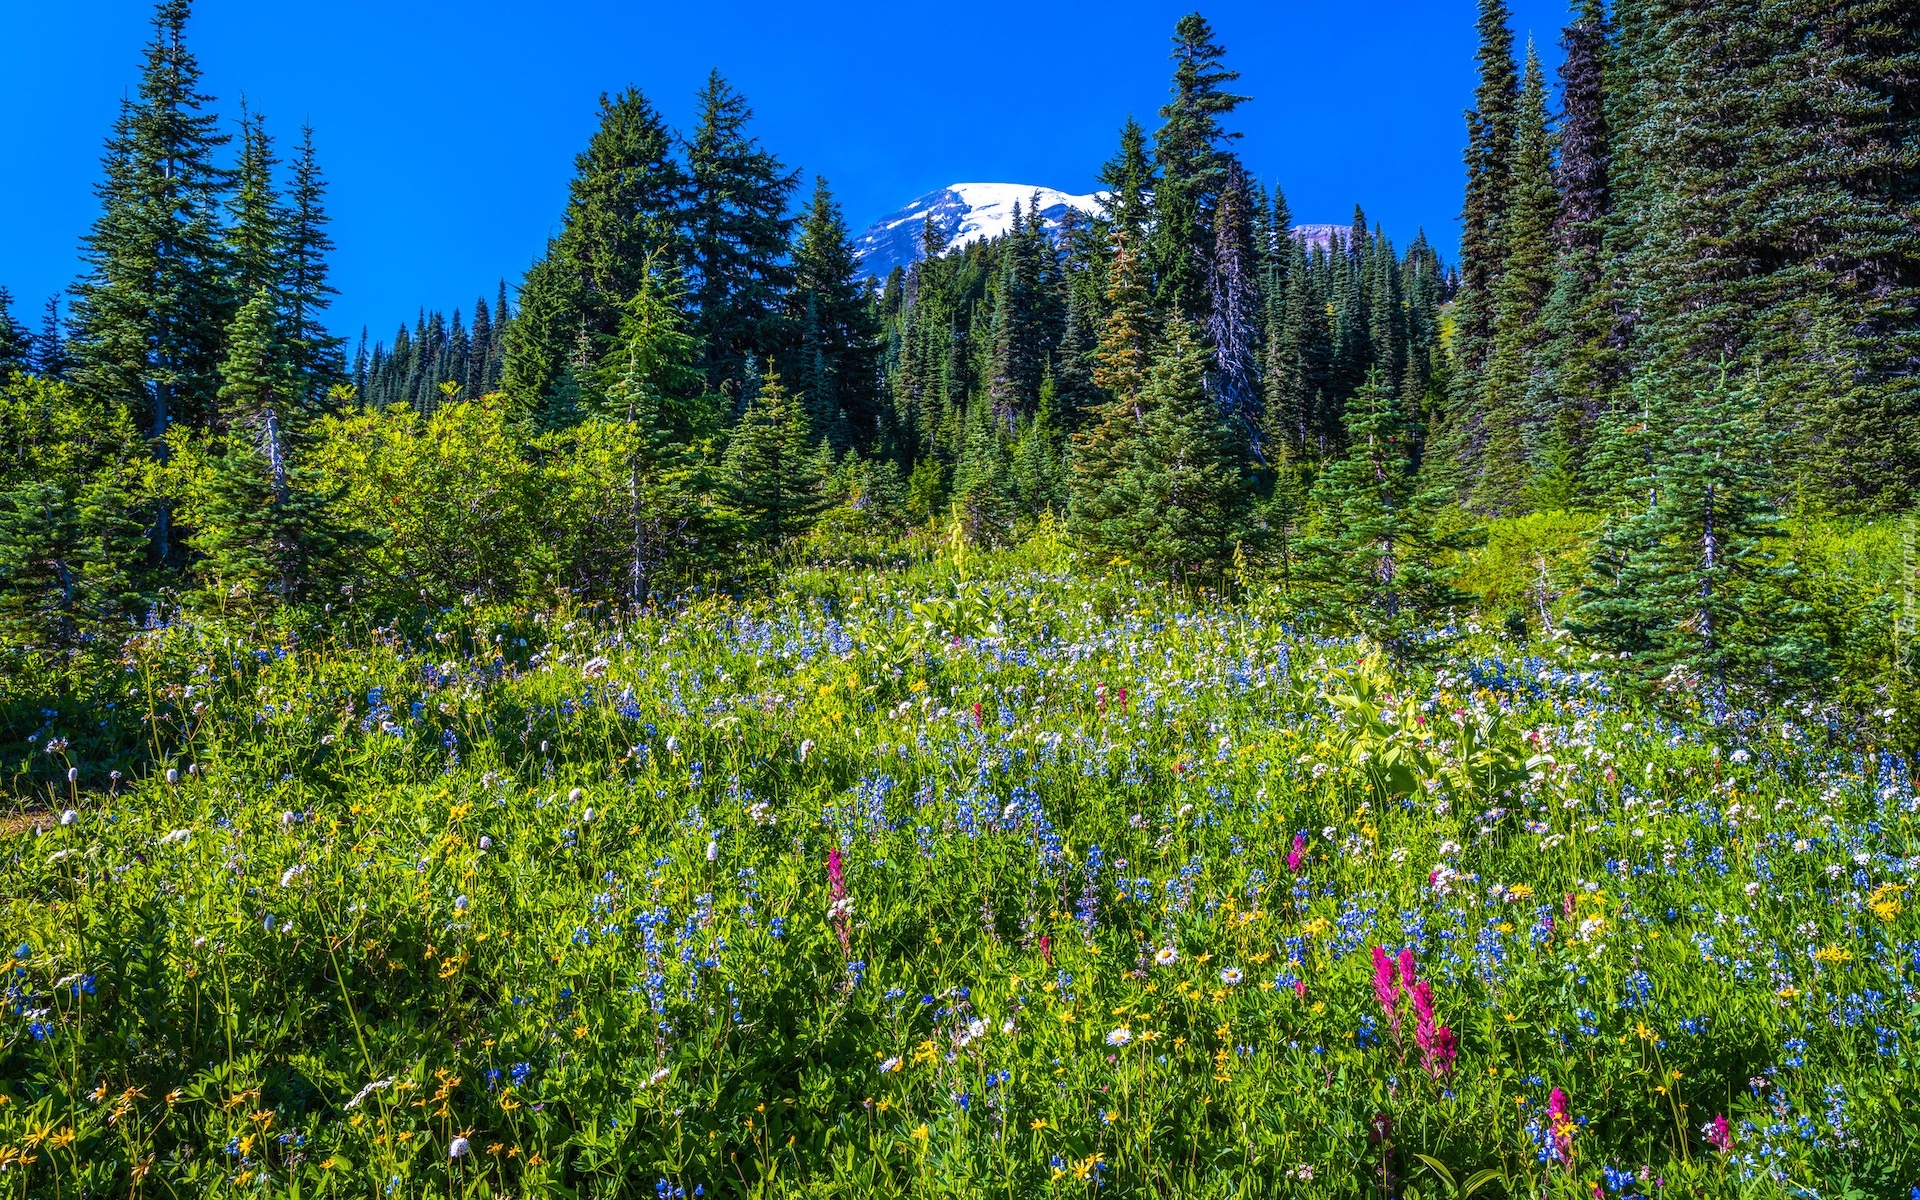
[2, 554, 1916, 1199]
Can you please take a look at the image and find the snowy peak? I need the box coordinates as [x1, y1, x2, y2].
[853, 184, 1364, 280]
[854, 183, 1106, 280]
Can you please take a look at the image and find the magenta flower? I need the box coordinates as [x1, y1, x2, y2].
[1410, 979, 1456, 1078]
[1704, 1113, 1733, 1154]
[1287, 832, 1308, 873]
[1547, 1087, 1576, 1164]
[1370, 946, 1402, 1038]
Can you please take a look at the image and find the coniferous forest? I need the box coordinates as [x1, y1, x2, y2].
[4, 3, 1920, 1198]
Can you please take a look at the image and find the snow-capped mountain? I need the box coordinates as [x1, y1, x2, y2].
[855, 183, 1105, 279]
[852, 183, 1365, 280]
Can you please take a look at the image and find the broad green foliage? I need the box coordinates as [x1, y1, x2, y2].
[3, 556, 1917, 1200]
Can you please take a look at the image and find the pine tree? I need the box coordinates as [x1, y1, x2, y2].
[226, 103, 282, 303]
[68, 0, 233, 563]
[724, 364, 823, 546]
[1149, 14, 1248, 319]
[501, 87, 686, 418]
[684, 72, 799, 401]
[1300, 371, 1467, 659]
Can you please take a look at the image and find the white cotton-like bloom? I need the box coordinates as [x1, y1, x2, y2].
[279, 864, 307, 888]
[448, 1136, 470, 1159]
[280, 811, 297, 828]
[1744, 882, 1763, 897]
[705, 840, 718, 863]
[1154, 946, 1180, 967]
[1001, 1018, 1016, 1035]
[799, 739, 815, 763]
[581, 807, 596, 824]
[967, 1018, 987, 1040]
[67, 767, 78, 783]
[59, 809, 78, 826]
[582, 656, 610, 679]
[1106, 1027, 1133, 1047]
[666, 735, 679, 754]
[477, 835, 493, 851]
[747, 801, 776, 826]
[47, 849, 77, 864]
[165, 768, 179, 785]
[159, 828, 191, 846]
[568, 787, 585, 804]
[827, 897, 854, 921]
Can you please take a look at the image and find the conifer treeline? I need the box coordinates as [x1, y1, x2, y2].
[1443, 0, 1920, 516]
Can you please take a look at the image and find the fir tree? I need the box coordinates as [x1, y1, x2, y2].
[1123, 315, 1249, 582]
[502, 87, 686, 419]
[1149, 14, 1248, 319]
[68, 0, 233, 563]
[1206, 160, 1263, 457]
[32, 297, 68, 381]
[285, 125, 346, 408]
[226, 103, 283, 303]
[787, 177, 881, 453]
[1070, 231, 1155, 553]
[1300, 371, 1467, 659]
[1449, 0, 1519, 408]
[0, 289, 29, 381]
[1570, 371, 1821, 703]
[684, 72, 799, 401]
[1472, 42, 1557, 514]
[724, 364, 823, 546]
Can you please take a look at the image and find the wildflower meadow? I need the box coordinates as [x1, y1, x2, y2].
[3, 550, 1917, 1199]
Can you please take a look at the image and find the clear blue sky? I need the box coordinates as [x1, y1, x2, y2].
[0, 0, 1572, 345]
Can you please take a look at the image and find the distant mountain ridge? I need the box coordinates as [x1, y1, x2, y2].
[854, 184, 1359, 280]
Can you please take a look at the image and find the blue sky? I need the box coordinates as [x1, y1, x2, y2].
[0, 0, 1572, 345]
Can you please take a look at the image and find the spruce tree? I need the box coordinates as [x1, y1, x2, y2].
[226, 104, 283, 303]
[502, 87, 686, 419]
[68, 0, 233, 563]
[32, 297, 68, 381]
[684, 72, 799, 401]
[1069, 231, 1155, 554]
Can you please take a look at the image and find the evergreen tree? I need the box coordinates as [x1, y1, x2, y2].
[32, 297, 68, 381]
[1300, 371, 1467, 659]
[1070, 231, 1155, 553]
[68, 0, 233, 563]
[1122, 315, 1249, 582]
[1570, 371, 1821, 703]
[502, 87, 686, 419]
[285, 125, 346, 408]
[0, 376, 150, 647]
[986, 202, 1046, 422]
[1206, 160, 1263, 456]
[1449, 0, 1519, 411]
[226, 103, 282, 303]
[0, 289, 29, 381]
[724, 364, 823, 545]
[1472, 42, 1558, 513]
[1149, 14, 1248, 319]
[684, 72, 799, 401]
[786, 177, 881, 453]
